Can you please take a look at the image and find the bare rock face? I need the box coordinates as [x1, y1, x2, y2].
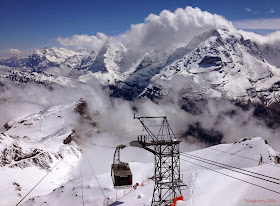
[267, 101, 280, 125]
[0, 101, 84, 172]
[0, 140, 54, 170]
[74, 98, 87, 116]
[4, 122, 11, 130]
[63, 130, 75, 144]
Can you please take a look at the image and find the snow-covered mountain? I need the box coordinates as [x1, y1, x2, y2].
[1, 27, 279, 104]
[0, 99, 98, 206]
[2, 27, 280, 140]
[124, 28, 280, 102]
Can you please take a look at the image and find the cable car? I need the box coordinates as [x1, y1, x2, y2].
[111, 145, 132, 187]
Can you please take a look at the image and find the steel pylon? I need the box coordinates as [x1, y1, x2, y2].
[130, 116, 186, 206]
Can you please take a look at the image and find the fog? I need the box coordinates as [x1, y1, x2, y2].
[1, 73, 280, 176]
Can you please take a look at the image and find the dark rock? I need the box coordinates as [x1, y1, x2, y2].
[199, 56, 222, 65]
[63, 135, 72, 144]
[74, 98, 87, 115]
[183, 122, 223, 145]
[4, 122, 11, 130]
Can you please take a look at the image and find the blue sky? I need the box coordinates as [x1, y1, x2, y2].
[0, 0, 279, 50]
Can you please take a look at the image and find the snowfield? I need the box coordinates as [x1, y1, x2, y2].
[17, 137, 280, 206]
[0, 101, 88, 206]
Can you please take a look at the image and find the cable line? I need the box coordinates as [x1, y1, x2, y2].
[173, 135, 280, 168]
[180, 158, 280, 195]
[74, 137, 110, 206]
[182, 153, 280, 181]
[84, 154, 110, 206]
[16, 157, 65, 206]
[80, 161, 85, 206]
[181, 153, 280, 185]
[198, 144, 280, 168]
[93, 143, 116, 149]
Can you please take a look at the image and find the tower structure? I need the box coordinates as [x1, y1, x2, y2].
[130, 115, 186, 206]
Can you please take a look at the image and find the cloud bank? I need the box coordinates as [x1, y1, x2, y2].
[240, 30, 280, 46]
[57, 7, 234, 52]
[119, 7, 234, 51]
[57, 32, 108, 51]
[55, 7, 280, 67]
[240, 30, 280, 67]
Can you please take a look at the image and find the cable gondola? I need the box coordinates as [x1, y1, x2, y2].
[111, 144, 132, 187]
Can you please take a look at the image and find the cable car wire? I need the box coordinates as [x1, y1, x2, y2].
[74, 137, 110, 205]
[180, 140, 280, 168]
[84, 154, 110, 206]
[93, 143, 116, 149]
[15, 157, 65, 206]
[180, 157, 280, 195]
[181, 153, 280, 181]
[80, 161, 85, 206]
[180, 153, 280, 185]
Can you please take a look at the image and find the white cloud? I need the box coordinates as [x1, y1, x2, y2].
[57, 32, 108, 51]
[233, 18, 280, 30]
[0, 49, 32, 58]
[240, 30, 280, 67]
[57, 7, 280, 54]
[57, 7, 234, 52]
[240, 30, 280, 46]
[244, 8, 252, 12]
[120, 6, 234, 52]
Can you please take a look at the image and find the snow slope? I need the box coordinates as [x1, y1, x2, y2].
[20, 137, 280, 206]
[0, 100, 96, 206]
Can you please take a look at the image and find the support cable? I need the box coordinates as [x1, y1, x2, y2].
[180, 158, 280, 195]
[172, 135, 280, 168]
[181, 153, 280, 185]
[192, 143, 280, 168]
[74, 137, 109, 206]
[84, 154, 110, 206]
[80, 161, 85, 206]
[16, 157, 64, 206]
[181, 153, 280, 181]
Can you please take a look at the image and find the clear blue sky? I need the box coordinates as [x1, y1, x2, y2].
[0, 0, 279, 50]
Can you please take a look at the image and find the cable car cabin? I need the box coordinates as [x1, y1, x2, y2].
[111, 162, 132, 186]
[111, 145, 132, 187]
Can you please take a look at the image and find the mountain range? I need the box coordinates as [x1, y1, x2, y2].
[1, 26, 280, 205]
[1, 27, 279, 103]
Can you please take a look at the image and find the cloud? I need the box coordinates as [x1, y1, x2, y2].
[233, 18, 280, 30]
[240, 30, 280, 46]
[0, 49, 32, 59]
[57, 7, 234, 52]
[120, 6, 234, 52]
[239, 30, 280, 67]
[57, 32, 108, 51]
[244, 8, 252, 12]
